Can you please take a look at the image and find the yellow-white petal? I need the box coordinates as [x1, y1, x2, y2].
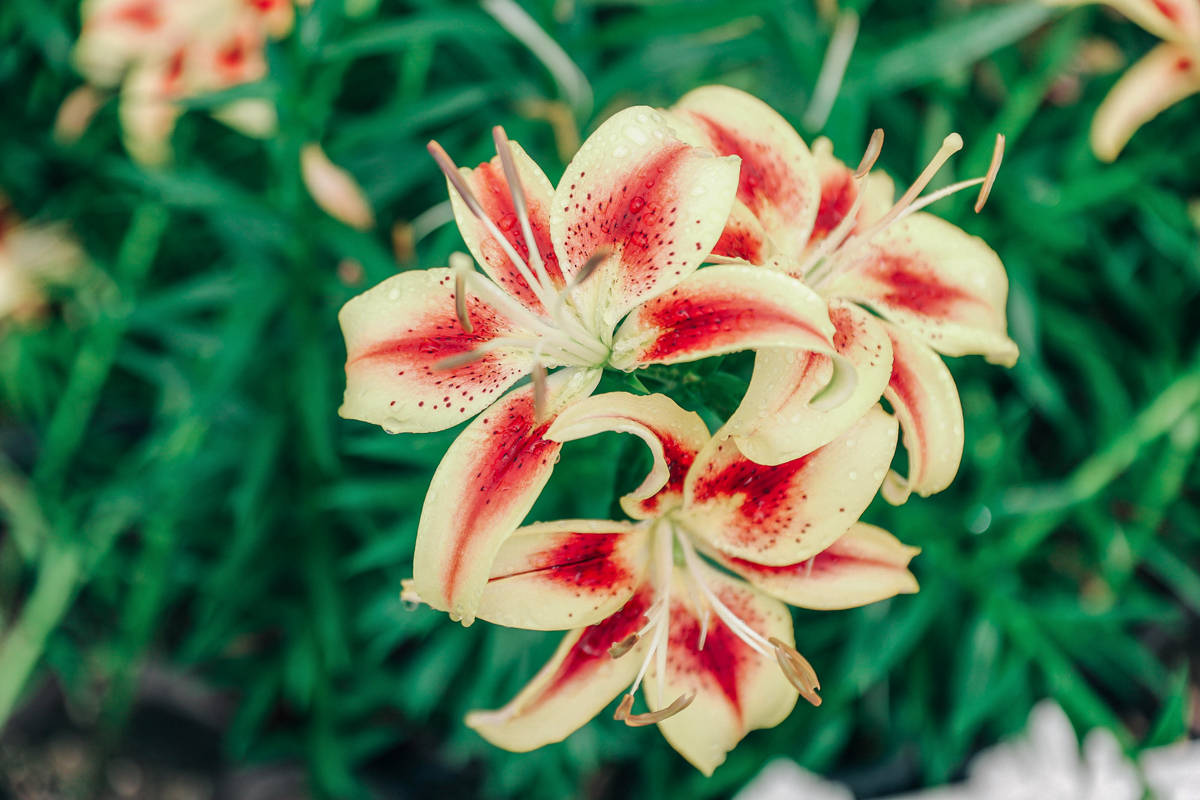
[301, 143, 375, 230]
[1091, 43, 1200, 162]
[476, 520, 650, 630]
[546, 392, 710, 520]
[679, 407, 898, 566]
[726, 299, 893, 465]
[827, 212, 1019, 366]
[644, 565, 798, 776]
[880, 320, 964, 503]
[710, 522, 919, 610]
[465, 588, 653, 751]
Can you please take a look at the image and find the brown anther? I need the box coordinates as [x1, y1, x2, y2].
[613, 693, 635, 721]
[492, 125, 530, 220]
[453, 269, 474, 333]
[427, 140, 489, 222]
[974, 133, 1005, 213]
[608, 633, 639, 659]
[531, 361, 549, 421]
[573, 247, 612, 287]
[769, 637, 822, 707]
[619, 691, 696, 727]
[854, 128, 884, 179]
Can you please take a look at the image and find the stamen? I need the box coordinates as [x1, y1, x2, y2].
[531, 360, 549, 421]
[609, 633, 639, 659]
[613, 693, 635, 721]
[770, 637, 822, 707]
[618, 691, 696, 727]
[854, 128, 884, 179]
[974, 133, 1004, 213]
[802, 8, 860, 132]
[400, 579, 423, 611]
[879, 133, 963, 229]
[450, 251, 474, 333]
[571, 246, 612, 289]
[492, 125, 555, 292]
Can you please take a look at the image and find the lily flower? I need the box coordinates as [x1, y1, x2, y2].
[663, 86, 1018, 503]
[403, 391, 917, 775]
[340, 107, 846, 623]
[72, 0, 301, 164]
[1048, 0, 1200, 160]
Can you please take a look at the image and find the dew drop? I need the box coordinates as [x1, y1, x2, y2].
[613, 145, 630, 158]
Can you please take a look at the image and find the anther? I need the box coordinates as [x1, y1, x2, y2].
[400, 579, 423, 611]
[617, 691, 696, 726]
[854, 128, 884, 179]
[433, 349, 488, 371]
[450, 252, 475, 334]
[571, 246, 612, 289]
[609, 633, 639, 659]
[531, 360, 549, 421]
[770, 637, 821, 707]
[428, 141, 490, 222]
[974, 133, 1004, 213]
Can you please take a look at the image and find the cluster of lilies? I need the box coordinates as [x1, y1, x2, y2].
[338, 86, 1018, 774]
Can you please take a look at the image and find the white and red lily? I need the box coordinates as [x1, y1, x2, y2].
[1049, 0, 1200, 160]
[663, 86, 1019, 503]
[72, 0, 301, 164]
[341, 107, 846, 623]
[402, 391, 917, 775]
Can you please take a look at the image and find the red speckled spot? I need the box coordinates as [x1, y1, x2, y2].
[114, 0, 161, 29]
[812, 169, 857, 242]
[635, 289, 823, 364]
[559, 143, 693, 299]
[547, 588, 652, 693]
[868, 252, 974, 318]
[690, 443, 814, 549]
[689, 114, 805, 225]
[491, 533, 632, 594]
[468, 161, 564, 311]
[1176, 56, 1194, 72]
[442, 393, 561, 601]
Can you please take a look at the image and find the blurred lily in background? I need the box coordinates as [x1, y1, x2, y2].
[0, 198, 86, 326]
[405, 392, 918, 775]
[663, 87, 1017, 501]
[69, 0, 306, 164]
[1048, 0, 1200, 160]
[340, 105, 848, 623]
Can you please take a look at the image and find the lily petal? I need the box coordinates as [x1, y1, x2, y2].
[476, 520, 650, 630]
[412, 367, 602, 625]
[465, 588, 652, 751]
[546, 392, 710, 519]
[339, 268, 536, 434]
[827, 212, 1019, 366]
[679, 407, 898, 566]
[711, 522, 919, 610]
[712, 201, 773, 264]
[669, 85, 820, 261]
[447, 139, 566, 313]
[644, 566, 798, 777]
[808, 137, 895, 245]
[1091, 42, 1200, 162]
[551, 106, 740, 333]
[880, 320, 964, 503]
[118, 63, 182, 165]
[608, 265, 837, 371]
[726, 299, 893, 465]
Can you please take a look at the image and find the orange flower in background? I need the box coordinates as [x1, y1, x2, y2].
[72, 0, 305, 164]
[662, 86, 1018, 503]
[340, 106, 849, 623]
[0, 199, 86, 325]
[404, 392, 918, 775]
[1050, 0, 1200, 160]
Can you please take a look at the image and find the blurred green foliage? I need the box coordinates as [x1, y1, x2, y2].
[1, 0, 1198, 797]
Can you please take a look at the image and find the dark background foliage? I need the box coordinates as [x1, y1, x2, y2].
[1, 0, 1197, 797]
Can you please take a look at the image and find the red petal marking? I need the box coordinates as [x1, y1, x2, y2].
[248, 0, 281, 10]
[559, 143, 695, 294]
[811, 168, 857, 243]
[725, 548, 900, 577]
[1153, 0, 1180, 21]
[218, 39, 247, 72]
[633, 434, 697, 516]
[665, 587, 763, 715]
[348, 276, 521, 413]
[547, 588, 652, 692]
[869, 252, 975, 317]
[712, 217, 766, 262]
[441, 394, 561, 602]
[490, 533, 633, 594]
[688, 114, 800, 224]
[469, 160, 564, 310]
[162, 48, 187, 95]
[114, 0, 161, 29]
[690, 448, 814, 551]
[1176, 55, 1194, 72]
[635, 287, 824, 363]
[886, 338, 930, 464]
